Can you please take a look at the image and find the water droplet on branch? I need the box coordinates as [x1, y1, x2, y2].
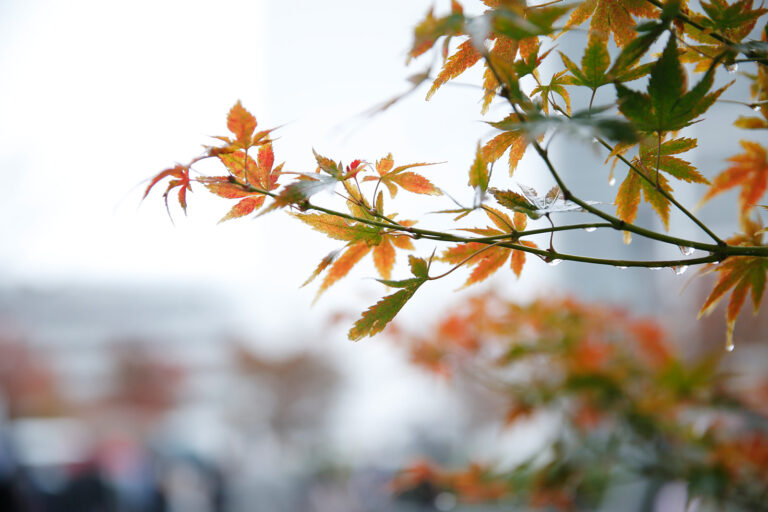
[726, 63, 739, 73]
[616, 266, 628, 270]
[678, 245, 694, 256]
[671, 265, 688, 275]
[547, 258, 563, 266]
[649, 266, 661, 271]
[583, 227, 597, 233]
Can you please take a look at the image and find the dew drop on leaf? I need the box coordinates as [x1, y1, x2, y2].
[726, 63, 738, 73]
[608, 176, 616, 186]
[547, 258, 563, 266]
[671, 265, 688, 275]
[623, 232, 632, 245]
[726, 338, 735, 352]
[678, 245, 694, 256]
[583, 226, 597, 232]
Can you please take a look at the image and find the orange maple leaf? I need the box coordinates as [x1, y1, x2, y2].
[701, 141, 768, 215]
[699, 256, 767, 349]
[426, 39, 481, 100]
[144, 165, 192, 215]
[481, 36, 518, 113]
[442, 209, 536, 285]
[564, 0, 658, 47]
[227, 100, 257, 145]
[481, 129, 527, 176]
[315, 242, 372, 301]
[362, 154, 441, 198]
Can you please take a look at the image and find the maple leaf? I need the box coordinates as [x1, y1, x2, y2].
[362, 154, 441, 198]
[469, 144, 490, 195]
[701, 141, 768, 215]
[227, 100, 257, 145]
[301, 249, 341, 288]
[616, 35, 730, 134]
[441, 208, 536, 286]
[312, 149, 343, 179]
[481, 129, 527, 176]
[218, 143, 281, 192]
[615, 170, 642, 225]
[564, 0, 658, 48]
[638, 138, 708, 185]
[408, 5, 465, 61]
[427, 39, 482, 100]
[293, 213, 380, 243]
[373, 238, 396, 281]
[531, 70, 572, 115]
[734, 116, 768, 130]
[481, 35, 518, 113]
[613, 137, 705, 230]
[348, 256, 430, 341]
[198, 176, 271, 222]
[219, 196, 266, 222]
[490, 3, 571, 40]
[560, 36, 652, 92]
[218, 151, 256, 182]
[315, 241, 372, 301]
[144, 165, 192, 215]
[253, 143, 279, 190]
[699, 256, 768, 349]
[681, 0, 767, 70]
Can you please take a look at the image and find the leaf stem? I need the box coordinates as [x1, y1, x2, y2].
[427, 241, 505, 280]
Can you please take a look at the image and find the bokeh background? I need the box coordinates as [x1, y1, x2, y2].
[1, 0, 766, 510]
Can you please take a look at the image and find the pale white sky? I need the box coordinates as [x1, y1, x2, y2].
[0, 0, 549, 325]
[0, 0, 555, 458]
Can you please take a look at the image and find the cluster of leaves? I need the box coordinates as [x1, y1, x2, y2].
[390, 293, 768, 511]
[146, 0, 768, 347]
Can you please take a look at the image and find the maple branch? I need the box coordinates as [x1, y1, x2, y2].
[481, 54, 727, 257]
[228, 180, 768, 270]
[550, 102, 726, 245]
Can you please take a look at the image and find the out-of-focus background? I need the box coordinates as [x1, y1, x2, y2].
[1, 0, 766, 511]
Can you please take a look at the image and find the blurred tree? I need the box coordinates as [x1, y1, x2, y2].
[391, 293, 768, 511]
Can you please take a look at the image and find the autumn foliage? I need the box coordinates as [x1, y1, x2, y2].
[141, 0, 768, 508]
[390, 293, 768, 510]
[145, 0, 768, 350]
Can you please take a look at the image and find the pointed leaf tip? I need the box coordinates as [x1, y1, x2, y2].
[227, 101, 257, 144]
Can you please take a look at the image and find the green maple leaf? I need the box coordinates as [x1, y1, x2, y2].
[348, 256, 429, 341]
[698, 0, 767, 40]
[614, 137, 708, 230]
[615, 35, 730, 134]
[532, 70, 572, 115]
[560, 37, 652, 92]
